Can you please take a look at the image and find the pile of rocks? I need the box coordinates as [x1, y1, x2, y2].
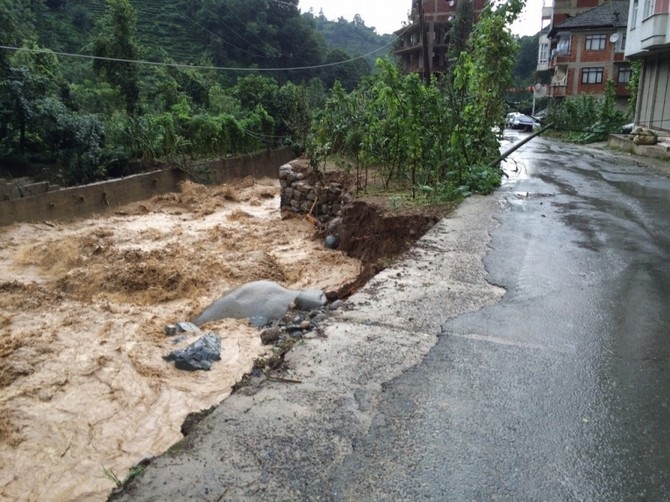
[629, 127, 658, 145]
[279, 162, 352, 221]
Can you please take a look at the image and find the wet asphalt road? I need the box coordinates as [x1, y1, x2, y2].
[328, 135, 670, 500]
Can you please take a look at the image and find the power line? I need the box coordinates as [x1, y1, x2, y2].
[0, 32, 403, 73]
[179, 12, 269, 59]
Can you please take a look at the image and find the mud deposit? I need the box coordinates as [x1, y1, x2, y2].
[0, 178, 361, 502]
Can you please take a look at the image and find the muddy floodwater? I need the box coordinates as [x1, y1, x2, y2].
[0, 178, 361, 501]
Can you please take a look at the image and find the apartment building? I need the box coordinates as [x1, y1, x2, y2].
[540, 1, 631, 101]
[538, 1, 612, 74]
[394, 0, 486, 75]
[625, 0, 670, 132]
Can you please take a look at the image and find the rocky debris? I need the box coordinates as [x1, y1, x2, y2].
[278, 162, 353, 220]
[630, 127, 658, 145]
[164, 321, 201, 337]
[176, 321, 200, 333]
[257, 304, 335, 346]
[260, 326, 282, 345]
[163, 333, 222, 371]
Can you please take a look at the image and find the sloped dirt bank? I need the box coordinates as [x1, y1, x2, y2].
[0, 176, 452, 502]
[331, 198, 454, 298]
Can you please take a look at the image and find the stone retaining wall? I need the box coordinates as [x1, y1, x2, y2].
[279, 162, 352, 221]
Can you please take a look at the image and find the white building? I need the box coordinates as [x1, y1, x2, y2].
[625, 0, 670, 132]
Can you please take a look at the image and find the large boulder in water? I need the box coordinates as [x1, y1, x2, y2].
[191, 280, 326, 327]
[163, 333, 221, 371]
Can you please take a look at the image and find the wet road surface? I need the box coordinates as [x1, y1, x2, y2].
[327, 135, 670, 499]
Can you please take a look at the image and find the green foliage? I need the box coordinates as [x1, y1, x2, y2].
[627, 60, 642, 120]
[92, 0, 142, 115]
[308, 10, 395, 67]
[0, 0, 332, 186]
[0, 45, 63, 155]
[512, 34, 540, 87]
[447, 0, 474, 71]
[308, 1, 526, 202]
[33, 96, 106, 184]
[544, 80, 628, 143]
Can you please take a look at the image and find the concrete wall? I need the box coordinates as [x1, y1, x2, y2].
[0, 149, 295, 227]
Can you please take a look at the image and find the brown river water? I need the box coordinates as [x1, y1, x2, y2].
[0, 178, 360, 501]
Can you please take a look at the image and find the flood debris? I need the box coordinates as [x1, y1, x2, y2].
[163, 332, 222, 371]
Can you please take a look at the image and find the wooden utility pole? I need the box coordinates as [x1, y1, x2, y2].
[418, 0, 431, 85]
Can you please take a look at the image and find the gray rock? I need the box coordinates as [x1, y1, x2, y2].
[164, 324, 178, 336]
[164, 333, 222, 371]
[260, 327, 282, 345]
[192, 280, 326, 326]
[327, 217, 342, 234]
[177, 321, 200, 333]
[249, 316, 270, 328]
[324, 235, 339, 249]
[294, 289, 327, 310]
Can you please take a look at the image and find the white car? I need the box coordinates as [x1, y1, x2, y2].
[505, 112, 538, 132]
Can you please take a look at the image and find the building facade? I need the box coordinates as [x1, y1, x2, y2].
[541, 1, 631, 101]
[625, 0, 670, 132]
[538, 1, 611, 73]
[394, 0, 486, 75]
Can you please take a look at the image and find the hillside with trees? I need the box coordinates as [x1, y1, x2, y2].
[0, 0, 378, 185]
[1, 0, 529, 204]
[306, 10, 395, 67]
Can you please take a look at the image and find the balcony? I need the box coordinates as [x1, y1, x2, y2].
[640, 12, 670, 49]
[550, 86, 568, 97]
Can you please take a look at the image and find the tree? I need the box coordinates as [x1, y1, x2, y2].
[0, 0, 38, 69]
[452, 0, 525, 166]
[447, 0, 474, 72]
[322, 49, 371, 91]
[309, 1, 527, 200]
[92, 0, 141, 115]
[513, 33, 540, 87]
[1, 45, 62, 155]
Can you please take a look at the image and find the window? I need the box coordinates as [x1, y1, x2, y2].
[632, 0, 639, 25]
[582, 67, 604, 84]
[556, 35, 571, 55]
[538, 42, 549, 64]
[643, 0, 655, 18]
[585, 34, 607, 50]
[618, 65, 632, 84]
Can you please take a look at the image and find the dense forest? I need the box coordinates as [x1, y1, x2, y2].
[1, 0, 544, 200]
[0, 0, 385, 186]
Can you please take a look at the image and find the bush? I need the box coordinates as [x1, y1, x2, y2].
[544, 80, 628, 144]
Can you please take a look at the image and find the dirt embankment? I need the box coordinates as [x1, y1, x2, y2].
[0, 175, 450, 502]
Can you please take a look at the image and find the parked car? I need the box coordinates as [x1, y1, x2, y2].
[620, 123, 634, 134]
[532, 109, 548, 123]
[505, 112, 538, 132]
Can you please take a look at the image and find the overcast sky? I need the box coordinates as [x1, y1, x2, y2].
[298, 1, 544, 37]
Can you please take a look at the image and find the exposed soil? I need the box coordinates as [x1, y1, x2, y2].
[0, 174, 453, 501]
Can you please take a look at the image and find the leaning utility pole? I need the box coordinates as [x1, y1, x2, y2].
[418, 0, 431, 85]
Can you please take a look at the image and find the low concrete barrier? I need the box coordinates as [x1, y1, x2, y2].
[0, 149, 295, 227]
[608, 134, 670, 161]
